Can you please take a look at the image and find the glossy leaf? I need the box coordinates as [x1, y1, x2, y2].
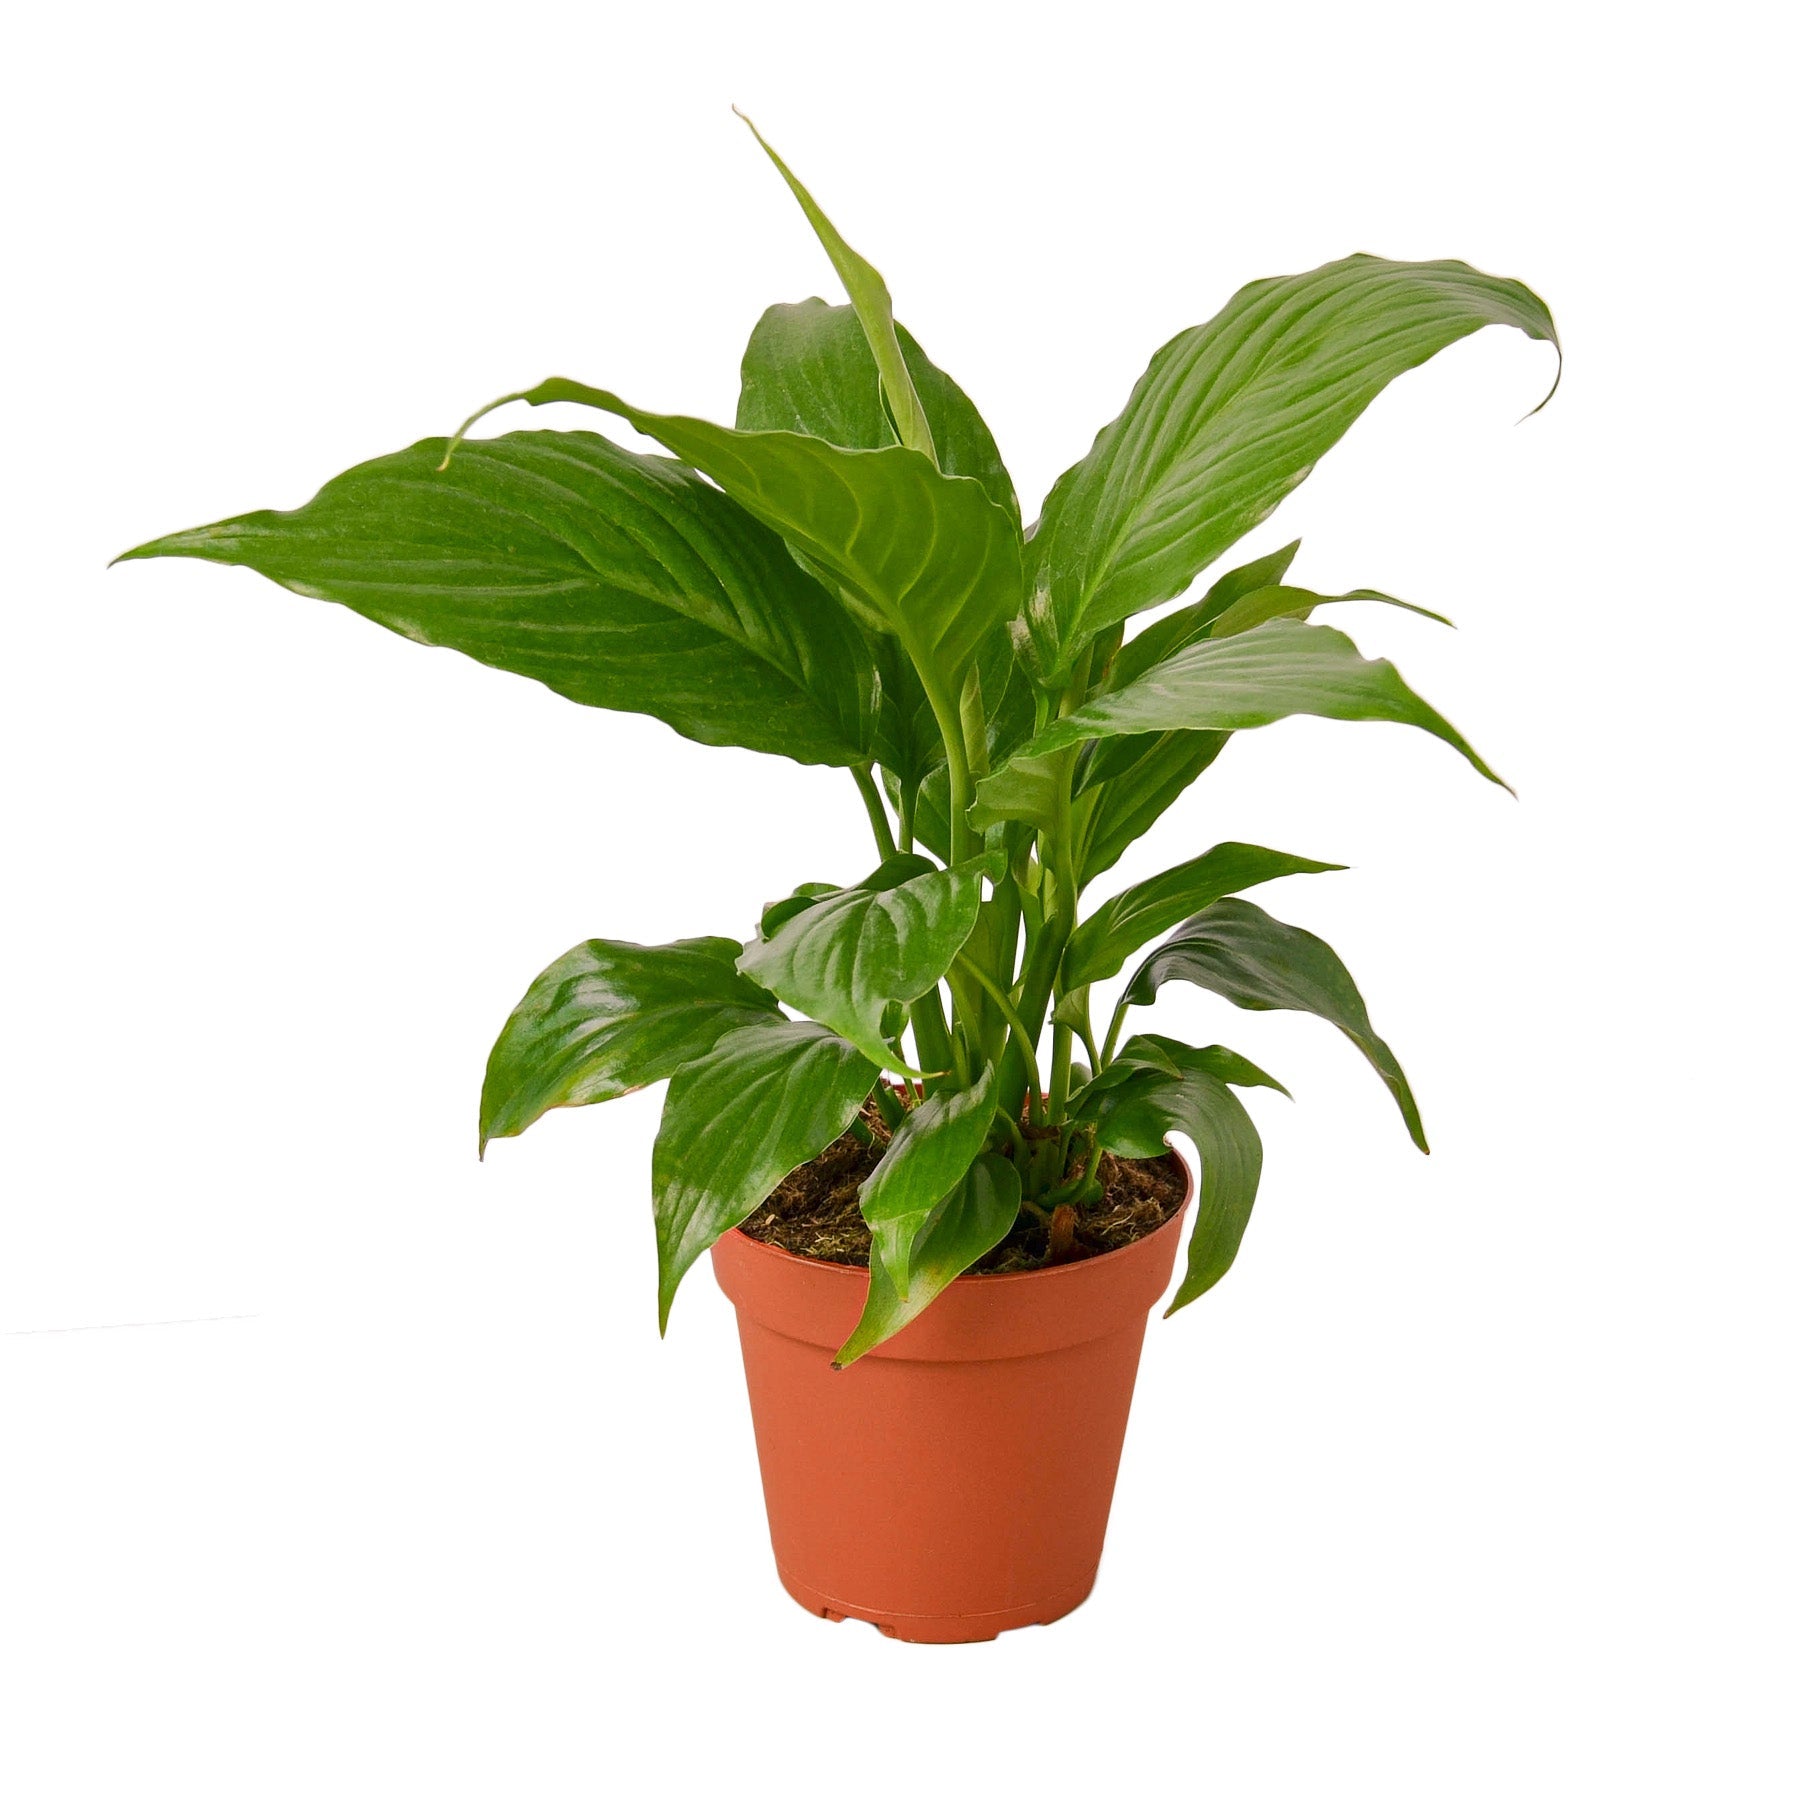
[1103, 541, 1301, 692]
[1086, 1053, 1265, 1314]
[472, 379, 1023, 694]
[737, 299, 1018, 523]
[736, 113, 936, 462]
[652, 1019, 877, 1328]
[1062, 842, 1345, 990]
[1125, 896, 1427, 1151]
[479, 937, 781, 1152]
[1119, 1034, 1290, 1097]
[835, 1153, 1021, 1367]
[1027, 254, 1558, 669]
[858, 1066, 997, 1295]
[1004, 618, 1508, 790]
[736, 854, 985, 1070]
[1206, 584, 1452, 639]
[1076, 730, 1232, 883]
[120, 431, 878, 768]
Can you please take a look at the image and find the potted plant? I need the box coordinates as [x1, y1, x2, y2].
[118, 117, 1557, 1642]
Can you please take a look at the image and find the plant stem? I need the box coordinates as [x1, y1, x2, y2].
[1049, 1021, 1074, 1124]
[1100, 997, 1131, 1068]
[953, 951, 1042, 1115]
[851, 763, 898, 862]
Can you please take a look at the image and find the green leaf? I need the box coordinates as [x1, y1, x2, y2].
[479, 937, 781, 1152]
[1120, 1034, 1290, 1097]
[1086, 1056, 1265, 1315]
[1206, 584, 1453, 639]
[1062, 842, 1345, 990]
[735, 853, 985, 1071]
[835, 1153, 1021, 1367]
[758, 882, 838, 939]
[858, 1065, 997, 1296]
[477, 379, 1023, 698]
[968, 750, 1063, 833]
[1103, 541, 1302, 692]
[736, 299, 1019, 524]
[735, 113, 937, 464]
[1027, 254, 1558, 670]
[1124, 896, 1427, 1152]
[119, 431, 877, 769]
[653, 1018, 877, 1329]
[1076, 730, 1232, 883]
[1004, 618, 1508, 790]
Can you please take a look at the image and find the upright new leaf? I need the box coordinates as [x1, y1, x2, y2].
[1061, 842, 1344, 990]
[118, 431, 877, 768]
[1125, 896, 1428, 1151]
[835, 1154, 1021, 1367]
[858, 1066, 997, 1295]
[1028, 255, 1557, 669]
[735, 113, 936, 463]
[1004, 618, 1508, 790]
[736, 854, 985, 1070]
[480, 937, 780, 1151]
[737, 299, 1018, 523]
[653, 1019, 877, 1328]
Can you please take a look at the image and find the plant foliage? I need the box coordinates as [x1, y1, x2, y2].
[120, 118, 1556, 1362]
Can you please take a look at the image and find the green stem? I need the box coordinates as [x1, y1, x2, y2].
[851, 763, 898, 862]
[916, 665, 976, 868]
[897, 783, 916, 855]
[909, 985, 958, 1091]
[953, 952, 1042, 1114]
[1100, 997, 1131, 1068]
[1049, 1022, 1074, 1125]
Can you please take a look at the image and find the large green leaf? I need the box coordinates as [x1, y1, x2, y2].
[1086, 1049, 1265, 1315]
[467, 379, 1023, 698]
[1124, 896, 1427, 1152]
[479, 937, 780, 1152]
[1003, 618, 1508, 790]
[735, 113, 936, 463]
[858, 1066, 996, 1296]
[1061, 842, 1344, 991]
[736, 299, 1018, 523]
[119, 431, 877, 768]
[1027, 254, 1558, 670]
[835, 1153, 1021, 1367]
[736, 854, 985, 1070]
[652, 1019, 877, 1328]
[1076, 729, 1232, 883]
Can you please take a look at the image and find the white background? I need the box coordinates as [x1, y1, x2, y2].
[4, 3, 1794, 1793]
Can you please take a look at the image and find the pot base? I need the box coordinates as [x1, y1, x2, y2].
[777, 1563, 1097, 1644]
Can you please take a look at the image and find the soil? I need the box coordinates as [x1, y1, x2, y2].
[738, 1095, 1187, 1274]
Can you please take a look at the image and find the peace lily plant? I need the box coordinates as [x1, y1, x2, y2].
[121, 121, 1556, 1370]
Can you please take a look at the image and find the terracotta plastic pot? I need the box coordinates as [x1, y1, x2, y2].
[709, 1160, 1192, 1643]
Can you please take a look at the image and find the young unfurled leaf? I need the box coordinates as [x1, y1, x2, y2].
[736, 854, 986, 1071]
[1027, 254, 1558, 671]
[835, 1153, 1021, 1367]
[1061, 842, 1344, 991]
[653, 1019, 878, 1329]
[858, 1066, 997, 1296]
[479, 937, 781, 1152]
[1002, 618, 1509, 791]
[735, 113, 938, 465]
[119, 432, 877, 769]
[1125, 896, 1427, 1151]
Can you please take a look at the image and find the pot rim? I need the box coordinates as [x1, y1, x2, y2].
[722, 1145, 1193, 1290]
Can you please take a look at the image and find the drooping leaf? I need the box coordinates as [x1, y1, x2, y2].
[1206, 584, 1452, 639]
[1002, 618, 1508, 790]
[1103, 541, 1302, 692]
[1124, 896, 1427, 1151]
[479, 937, 781, 1152]
[736, 854, 985, 1070]
[737, 299, 1018, 523]
[735, 113, 937, 463]
[1027, 254, 1558, 670]
[119, 431, 878, 768]
[1086, 1054, 1265, 1314]
[858, 1066, 997, 1295]
[1061, 842, 1345, 990]
[835, 1153, 1021, 1367]
[652, 1019, 877, 1328]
